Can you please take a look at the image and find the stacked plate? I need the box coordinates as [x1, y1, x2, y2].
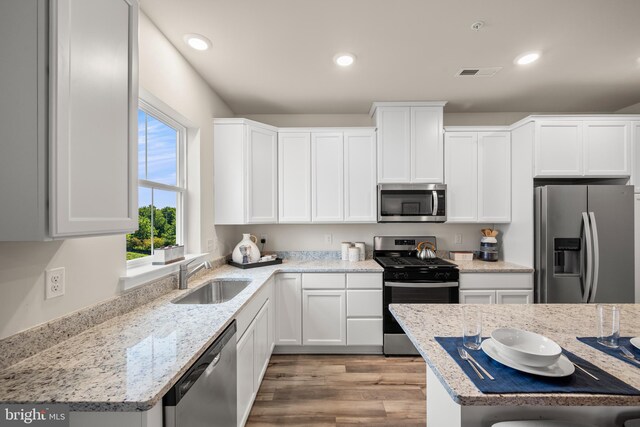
[481, 328, 575, 377]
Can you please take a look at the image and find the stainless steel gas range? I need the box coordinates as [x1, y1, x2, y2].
[373, 236, 459, 356]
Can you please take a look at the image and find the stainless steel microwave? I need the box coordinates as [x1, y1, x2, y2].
[377, 184, 446, 222]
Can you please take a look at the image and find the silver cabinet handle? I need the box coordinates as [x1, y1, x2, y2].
[385, 281, 458, 288]
[588, 212, 600, 303]
[582, 212, 593, 303]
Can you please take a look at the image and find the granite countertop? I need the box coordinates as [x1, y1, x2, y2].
[0, 259, 382, 412]
[449, 259, 533, 273]
[389, 303, 640, 407]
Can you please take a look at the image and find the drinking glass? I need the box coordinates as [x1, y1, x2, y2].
[462, 306, 482, 350]
[597, 304, 620, 348]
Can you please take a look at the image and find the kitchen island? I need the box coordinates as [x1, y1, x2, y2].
[390, 304, 640, 427]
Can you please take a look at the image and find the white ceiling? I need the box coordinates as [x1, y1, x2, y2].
[141, 0, 640, 115]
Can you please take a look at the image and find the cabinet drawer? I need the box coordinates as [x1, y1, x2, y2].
[459, 273, 533, 290]
[347, 319, 383, 346]
[302, 273, 345, 289]
[347, 290, 382, 317]
[459, 290, 496, 304]
[346, 273, 382, 289]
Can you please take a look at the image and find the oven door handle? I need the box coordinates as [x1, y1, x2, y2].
[384, 281, 458, 288]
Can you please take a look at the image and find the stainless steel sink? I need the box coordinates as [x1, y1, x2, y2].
[172, 279, 251, 304]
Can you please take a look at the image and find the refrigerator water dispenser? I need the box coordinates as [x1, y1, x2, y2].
[553, 238, 580, 275]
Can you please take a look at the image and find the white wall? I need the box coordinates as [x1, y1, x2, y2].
[0, 12, 236, 340]
[617, 102, 640, 114]
[237, 223, 497, 255]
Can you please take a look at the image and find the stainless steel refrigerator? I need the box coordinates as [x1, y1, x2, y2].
[535, 185, 634, 303]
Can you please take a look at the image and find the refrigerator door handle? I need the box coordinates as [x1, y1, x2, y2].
[588, 212, 600, 303]
[582, 212, 594, 303]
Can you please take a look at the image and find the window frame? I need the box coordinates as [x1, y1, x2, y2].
[127, 98, 187, 268]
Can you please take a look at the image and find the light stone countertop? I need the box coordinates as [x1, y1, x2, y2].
[0, 259, 382, 412]
[390, 303, 640, 406]
[449, 259, 533, 273]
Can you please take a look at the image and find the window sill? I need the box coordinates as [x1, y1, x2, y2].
[120, 253, 208, 291]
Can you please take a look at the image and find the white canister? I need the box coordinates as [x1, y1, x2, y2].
[355, 242, 366, 261]
[348, 247, 360, 262]
[341, 242, 353, 261]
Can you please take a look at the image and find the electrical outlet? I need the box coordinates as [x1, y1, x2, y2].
[324, 234, 333, 244]
[454, 233, 463, 245]
[45, 267, 65, 299]
[260, 234, 268, 245]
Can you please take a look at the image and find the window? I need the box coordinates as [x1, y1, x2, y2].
[126, 100, 186, 263]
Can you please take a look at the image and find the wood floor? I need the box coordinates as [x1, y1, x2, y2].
[245, 354, 427, 426]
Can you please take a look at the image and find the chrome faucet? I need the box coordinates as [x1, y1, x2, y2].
[179, 259, 212, 290]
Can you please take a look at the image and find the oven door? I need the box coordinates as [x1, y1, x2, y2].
[383, 280, 458, 355]
[378, 184, 446, 223]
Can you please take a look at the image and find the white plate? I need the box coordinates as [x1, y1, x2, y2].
[481, 338, 575, 378]
[630, 337, 640, 351]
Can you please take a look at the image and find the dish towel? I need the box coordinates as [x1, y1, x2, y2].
[435, 337, 640, 395]
[578, 337, 640, 368]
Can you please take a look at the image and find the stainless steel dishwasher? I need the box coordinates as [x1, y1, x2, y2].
[164, 321, 237, 427]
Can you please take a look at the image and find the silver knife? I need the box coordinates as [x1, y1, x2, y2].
[463, 348, 495, 381]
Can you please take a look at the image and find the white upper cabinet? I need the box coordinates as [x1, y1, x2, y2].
[0, 0, 139, 240]
[534, 118, 632, 178]
[312, 133, 344, 222]
[633, 122, 640, 193]
[373, 102, 446, 184]
[278, 132, 311, 223]
[445, 129, 511, 223]
[411, 106, 444, 183]
[445, 132, 478, 222]
[214, 119, 278, 224]
[344, 130, 377, 222]
[478, 132, 511, 223]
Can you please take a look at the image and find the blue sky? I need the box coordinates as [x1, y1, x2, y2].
[138, 110, 178, 209]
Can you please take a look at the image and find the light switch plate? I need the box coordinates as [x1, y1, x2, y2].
[45, 267, 65, 299]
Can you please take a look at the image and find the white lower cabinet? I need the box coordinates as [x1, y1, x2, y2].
[459, 272, 533, 305]
[303, 290, 346, 346]
[275, 272, 383, 349]
[236, 280, 274, 427]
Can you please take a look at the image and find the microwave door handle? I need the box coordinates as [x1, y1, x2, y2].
[582, 212, 593, 303]
[588, 212, 600, 303]
[432, 191, 438, 216]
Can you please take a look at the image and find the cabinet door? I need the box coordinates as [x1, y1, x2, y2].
[376, 107, 411, 183]
[445, 132, 478, 222]
[311, 132, 344, 222]
[275, 273, 302, 345]
[247, 125, 278, 223]
[583, 121, 631, 177]
[411, 106, 444, 183]
[496, 290, 533, 304]
[253, 301, 270, 389]
[50, 0, 138, 237]
[278, 133, 311, 222]
[459, 290, 495, 304]
[534, 121, 583, 177]
[344, 131, 377, 222]
[633, 123, 640, 193]
[237, 325, 255, 427]
[478, 132, 511, 223]
[635, 195, 640, 303]
[268, 279, 276, 352]
[302, 290, 346, 346]
[214, 123, 246, 224]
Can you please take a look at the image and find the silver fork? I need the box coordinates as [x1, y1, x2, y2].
[461, 347, 495, 380]
[458, 346, 484, 380]
[620, 346, 640, 364]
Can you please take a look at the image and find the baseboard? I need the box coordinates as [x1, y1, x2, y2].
[273, 345, 383, 354]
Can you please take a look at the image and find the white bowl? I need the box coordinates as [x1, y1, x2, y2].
[490, 328, 562, 367]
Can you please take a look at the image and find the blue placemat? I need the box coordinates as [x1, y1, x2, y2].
[435, 337, 640, 395]
[578, 337, 640, 368]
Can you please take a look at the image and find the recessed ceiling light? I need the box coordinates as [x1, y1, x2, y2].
[334, 53, 356, 67]
[515, 52, 541, 65]
[183, 33, 211, 51]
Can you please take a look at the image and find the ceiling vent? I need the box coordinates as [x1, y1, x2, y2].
[456, 67, 502, 77]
